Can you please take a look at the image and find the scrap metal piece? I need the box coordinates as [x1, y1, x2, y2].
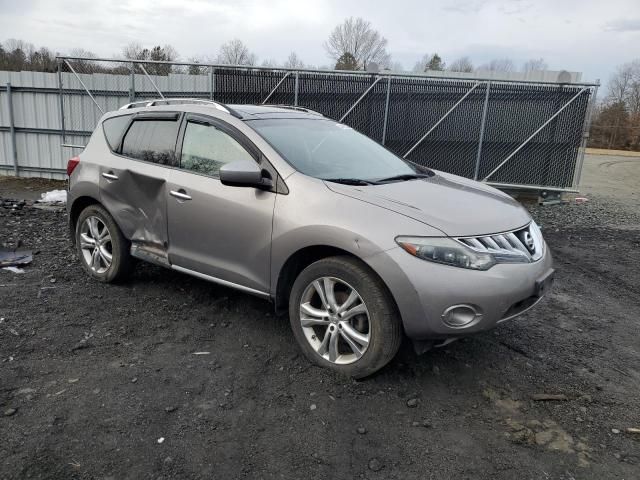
[0, 249, 33, 267]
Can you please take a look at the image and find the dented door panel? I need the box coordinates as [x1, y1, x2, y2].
[99, 154, 172, 252]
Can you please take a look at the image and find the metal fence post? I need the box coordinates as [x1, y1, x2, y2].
[57, 60, 66, 144]
[6, 83, 19, 176]
[129, 63, 135, 102]
[474, 81, 491, 180]
[210, 67, 215, 100]
[294, 72, 299, 106]
[573, 80, 599, 188]
[381, 76, 392, 145]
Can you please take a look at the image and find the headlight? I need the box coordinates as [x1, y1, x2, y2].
[396, 236, 496, 271]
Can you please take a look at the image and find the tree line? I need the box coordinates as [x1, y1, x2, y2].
[4, 19, 635, 151]
[589, 60, 640, 151]
[1, 17, 551, 75]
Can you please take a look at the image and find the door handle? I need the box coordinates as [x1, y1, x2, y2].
[102, 172, 118, 181]
[170, 189, 192, 201]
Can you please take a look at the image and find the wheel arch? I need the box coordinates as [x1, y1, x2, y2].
[68, 195, 102, 244]
[274, 245, 399, 317]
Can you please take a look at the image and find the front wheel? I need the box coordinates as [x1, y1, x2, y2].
[288, 256, 402, 378]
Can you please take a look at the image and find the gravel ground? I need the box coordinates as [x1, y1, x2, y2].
[1, 178, 639, 480]
[580, 153, 640, 213]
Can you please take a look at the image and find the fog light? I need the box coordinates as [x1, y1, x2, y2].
[442, 304, 482, 328]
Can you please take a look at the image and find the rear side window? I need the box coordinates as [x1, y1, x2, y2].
[121, 119, 179, 166]
[102, 115, 131, 151]
[180, 121, 254, 177]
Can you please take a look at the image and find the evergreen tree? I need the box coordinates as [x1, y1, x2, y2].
[335, 52, 358, 70]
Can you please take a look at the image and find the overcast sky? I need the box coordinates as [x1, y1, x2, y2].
[1, 0, 639, 85]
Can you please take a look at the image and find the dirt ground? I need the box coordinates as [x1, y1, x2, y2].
[1, 157, 639, 480]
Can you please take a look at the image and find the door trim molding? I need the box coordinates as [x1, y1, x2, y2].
[171, 264, 271, 299]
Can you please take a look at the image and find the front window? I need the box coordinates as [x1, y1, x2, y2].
[180, 121, 254, 177]
[248, 118, 426, 183]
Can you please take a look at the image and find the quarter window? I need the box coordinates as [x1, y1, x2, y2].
[180, 121, 254, 177]
[121, 119, 179, 166]
[102, 114, 132, 151]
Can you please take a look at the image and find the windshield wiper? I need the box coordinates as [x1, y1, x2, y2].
[375, 173, 431, 183]
[323, 178, 378, 186]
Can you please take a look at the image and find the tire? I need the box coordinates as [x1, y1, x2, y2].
[288, 256, 402, 378]
[75, 204, 133, 283]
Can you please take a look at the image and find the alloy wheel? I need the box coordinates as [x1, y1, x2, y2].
[299, 276, 370, 365]
[79, 216, 113, 274]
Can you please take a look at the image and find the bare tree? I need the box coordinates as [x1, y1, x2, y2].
[283, 51, 305, 69]
[69, 48, 97, 59]
[627, 64, 640, 117]
[122, 43, 179, 75]
[522, 58, 548, 72]
[122, 42, 144, 61]
[66, 48, 100, 73]
[3, 39, 35, 57]
[122, 43, 177, 62]
[607, 60, 640, 109]
[324, 17, 390, 70]
[413, 54, 430, 73]
[156, 45, 178, 63]
[217, 39, 257, 66]
[590, 101, 632, 149]
[389, 61, 404, 72]
[413, 53, 445, 72]
[448, 56, 474, 73]
[0, 39, 56, 72]
[187, 57, 207, 75]
[478, 58, 515, 72]
[261, 58, 279, 68]
[591, 59, 640, 151]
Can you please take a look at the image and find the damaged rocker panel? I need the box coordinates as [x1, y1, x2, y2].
[130, 242, 170, 268]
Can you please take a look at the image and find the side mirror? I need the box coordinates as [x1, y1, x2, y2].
[219, 161, 272, 189]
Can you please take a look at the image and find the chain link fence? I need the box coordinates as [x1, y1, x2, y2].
[3, 57, 599, 189]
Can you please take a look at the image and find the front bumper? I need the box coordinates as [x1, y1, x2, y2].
[366, 243, 554, 340]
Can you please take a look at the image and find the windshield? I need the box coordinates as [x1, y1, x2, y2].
[248, 118, 427, 183]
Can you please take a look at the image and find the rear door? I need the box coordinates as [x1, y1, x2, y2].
[99, 112, 180, 259]
[166, 114, 276, 294]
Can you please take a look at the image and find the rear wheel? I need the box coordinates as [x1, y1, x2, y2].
[75, 204, 132, 282]
[288, 256, 402, 378]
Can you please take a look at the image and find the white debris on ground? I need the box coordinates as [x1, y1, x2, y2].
[38, 190, 67, 203]
[2, 266, 25, 274]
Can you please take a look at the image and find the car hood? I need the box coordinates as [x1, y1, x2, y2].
[324, 170, 531, 237]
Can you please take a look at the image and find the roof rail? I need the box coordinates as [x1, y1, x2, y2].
[119, 98, 242, 118]
[270, 105, 324, 116]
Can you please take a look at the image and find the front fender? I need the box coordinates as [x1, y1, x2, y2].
[269, 174, 443, 297]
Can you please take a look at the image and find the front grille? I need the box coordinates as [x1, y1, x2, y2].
[455, 222, 544, 262]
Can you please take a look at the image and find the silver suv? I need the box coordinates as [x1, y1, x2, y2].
[67, 99, 554, 378]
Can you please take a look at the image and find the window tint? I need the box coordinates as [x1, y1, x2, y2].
[180, 121, 254, 176]
[102, 115, 131, 151]
[121, 119, 179, 166]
